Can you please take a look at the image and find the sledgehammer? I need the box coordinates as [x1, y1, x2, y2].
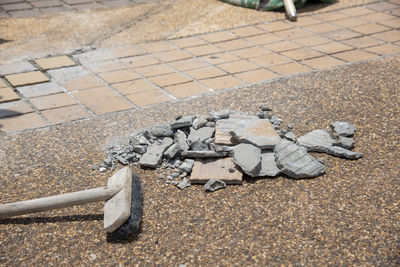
[0, 167, 142, 239]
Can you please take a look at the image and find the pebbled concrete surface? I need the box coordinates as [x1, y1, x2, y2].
[0, 55, 399, 265]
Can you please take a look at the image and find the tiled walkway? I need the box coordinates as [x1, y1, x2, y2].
[1, 1, 400, 133]
[0, 0, 156, 18]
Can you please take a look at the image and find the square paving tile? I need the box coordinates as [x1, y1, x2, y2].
[72, 87, 132, 115]
[268, 62, 312, 76]
[365, 44, 400, 55]
[110, 46, 145, 58]
[29, 93, 77, 110]
[256, 21, 293, 32]
[231, 47, 271, 59]
[366, 2, 399, 12]
[31, 0, 63, 8]
[185, 66, 227, 80]
[122, 55, 159, 68]
[99, 69, 141, 84]
[199, 31, 236, 43]
[200, 52, 240, 65]
[371, 30, 400, 42]
[169, 37, 208, 48]
[249, 54, 291, 67]
[244, 33, 283, 45]
[184, 44, 224, 56]
[378, 18, 400, 28]
[332, 49, 377, 62]
[0, 87, 20, 103]
[125, 89, 173, 106]
[9, 10, 41, 18]
[200, 75, 243, 90]
[294, 35, 331, 46]
[264, 41, 302, 53]
[164, 81, 210, 98]
[234, 69, 278, 83]
[111, 79, 158, 95]
[311, 42, 354, 54]
[323, 29, 362, 41]
[350, 23, 391, 35]
[230, 26, 265, 37]
[281, 48, 323, 61]
[313, 12, 348, 22]
[274, 28, 311, 39]
[360, 12, 397, 23]
[301, 56, 346, 69]
[342, 36, 385, 49]
[17, 82, 64, 98]
[34, 56, 76, 70]
[63, 75, 105, 91]
[148, 72, 192, 87]
[41, 104, 90, 124]
[304, 23, 341, 34]
[0, 112, 48, 133]
[0, 79, 8, 88]
[0, 100, 33, 118]
[73, 50, 114, 63]
[332, 17, 368, 28]
[48, 66, 88, 84]
[339, 6, 373, 16]
[0, 61, 36, 76]
[286, 16, 320, 27]
[85, 60, 127, 74]
[138, 41, 176, 53]
[167, 58, 209, 71]
[134, 63, 174, 77]
[215, 39, 252, 51]
[152, 50, 192, 62]
[5, 71, 50, 87]
[217, 60, 259, 74]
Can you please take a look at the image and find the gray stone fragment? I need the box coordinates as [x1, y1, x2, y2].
[138, 135, 149, 145]
[176, 178, 191, 190]
[330, 121, 356, 137]
[188, 127, 215, 144]
[179, 159, 195, 173]
[324, 146, 362, 160]
[204, 179, 226, 192]
[269, 115, 282, 127]
[259, 105, 272, 112]
[181, 150, 229, 158]
[210, 109, 230, 120]
[297, 129, 335, 150]
[257, 152, 280, 177]
[147, 124, 173, 137]
[99, 167, 107, 172]
[337, 136, 355, 149]
[174, 130, 190, 151]
[163, 143, 181, 159]
[232, 143, 262, 177]
[192, 116, 208, 129]
[209, 143, 234, 153]
[170, 115, 195, 129]
[274, 141, 326, 179]
[206, 121, 216, 127]
[133, 145, 147, 154]
[139, 137, 173, 168]
[283, 131, 296, 142]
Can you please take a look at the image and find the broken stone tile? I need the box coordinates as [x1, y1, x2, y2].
[324, 146, 362, 160]
[204, 179, 226, 192]
[210, 109, 230, 120]
[139, 137, 173, 168]
[232, 143, 261, 177]
[190, 158, 242, 184]
[147, 124, 173, 137]
[283, 131, 296, 142]
[257, 152, 280, 177]
[192, 116, 208, 129]
[330, 121, 356, 137]
[163, 143, 180, 159]
[175, 177, 191, 189]
[214, 114, 254, 145]
[337, 136, 355, 149]
[179, 159, 195, 173]
[181, 150, 229, 158]
[209, 143, 234, 153]
[188, 126, 215, 150]
[274, 141, 326, 179]
[229, 116, 282, 149]
[170, 115, 195, 129]
[174, 130, 189, 151]
[297, 129, 335, 150]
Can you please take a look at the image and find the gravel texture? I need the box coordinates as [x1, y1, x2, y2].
[0, 55, 399, 265]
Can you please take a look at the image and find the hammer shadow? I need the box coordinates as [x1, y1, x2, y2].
[0, 214, 103, 225]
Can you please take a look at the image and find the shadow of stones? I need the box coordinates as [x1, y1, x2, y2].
[0, 108, 23, 130]
[0, 38, 10, 45]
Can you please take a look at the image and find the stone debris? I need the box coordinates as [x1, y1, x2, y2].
[275, 141, 326, 179]
[101, 108, 363, 191]
[204, 179, 226, 192]
[330, 121, 356, 137]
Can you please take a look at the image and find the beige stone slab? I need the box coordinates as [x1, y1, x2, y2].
[190, 157, 242, 185]
[5, 71, 50, 87]
[35, 56, 77, 70]
[0, 87, 20, 103]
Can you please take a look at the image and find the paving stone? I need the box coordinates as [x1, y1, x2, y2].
[232, 143, 261, 177]
[188, 126, 215, 149]
[190, 158, 242, 184]
[192, 116, 208, 129]
[257, 152, 280, 177]
[139, 137, 173, 168]
[29, 93, 77, 110]
[330, 121, 356, 136]
[0, 112, 48, 132]
[179, 159, 194, 173]
[48, 66, 90, 84]
[204, 179, 226, 192]
[41, 104, 90, 124]
[0, 87, 21, 103]
[34, 56, 76, 70]
[5, 71, 49, 87]
[337, 136, 355, 149]
[181, 150, 228, 158]
[274, 141, 326, 179]
[170, 115, 195, 129]
[283, 131, 296, 142]
[297, 129, 335, 150]
[147, 124, 173, 137]
[215, 115, 249, 145]
[16, 82, 64, 98]
[0, 100, 33, 118]
[174, 130, 189, 151]
[163, 143, 180, 159]
[0, 61, 37, 76]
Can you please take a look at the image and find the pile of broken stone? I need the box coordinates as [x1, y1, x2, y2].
[98, 107, 362, 192]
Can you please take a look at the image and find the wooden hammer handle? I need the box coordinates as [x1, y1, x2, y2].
[0, 186, 119, 219]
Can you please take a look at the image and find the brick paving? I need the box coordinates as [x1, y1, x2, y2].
[0, 0, 158, 18]
[0, 1, 400, 133]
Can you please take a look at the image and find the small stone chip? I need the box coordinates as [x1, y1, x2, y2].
[204, 179, 226, 192]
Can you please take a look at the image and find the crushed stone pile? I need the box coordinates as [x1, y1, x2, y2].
[96, 106, 362, 192]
